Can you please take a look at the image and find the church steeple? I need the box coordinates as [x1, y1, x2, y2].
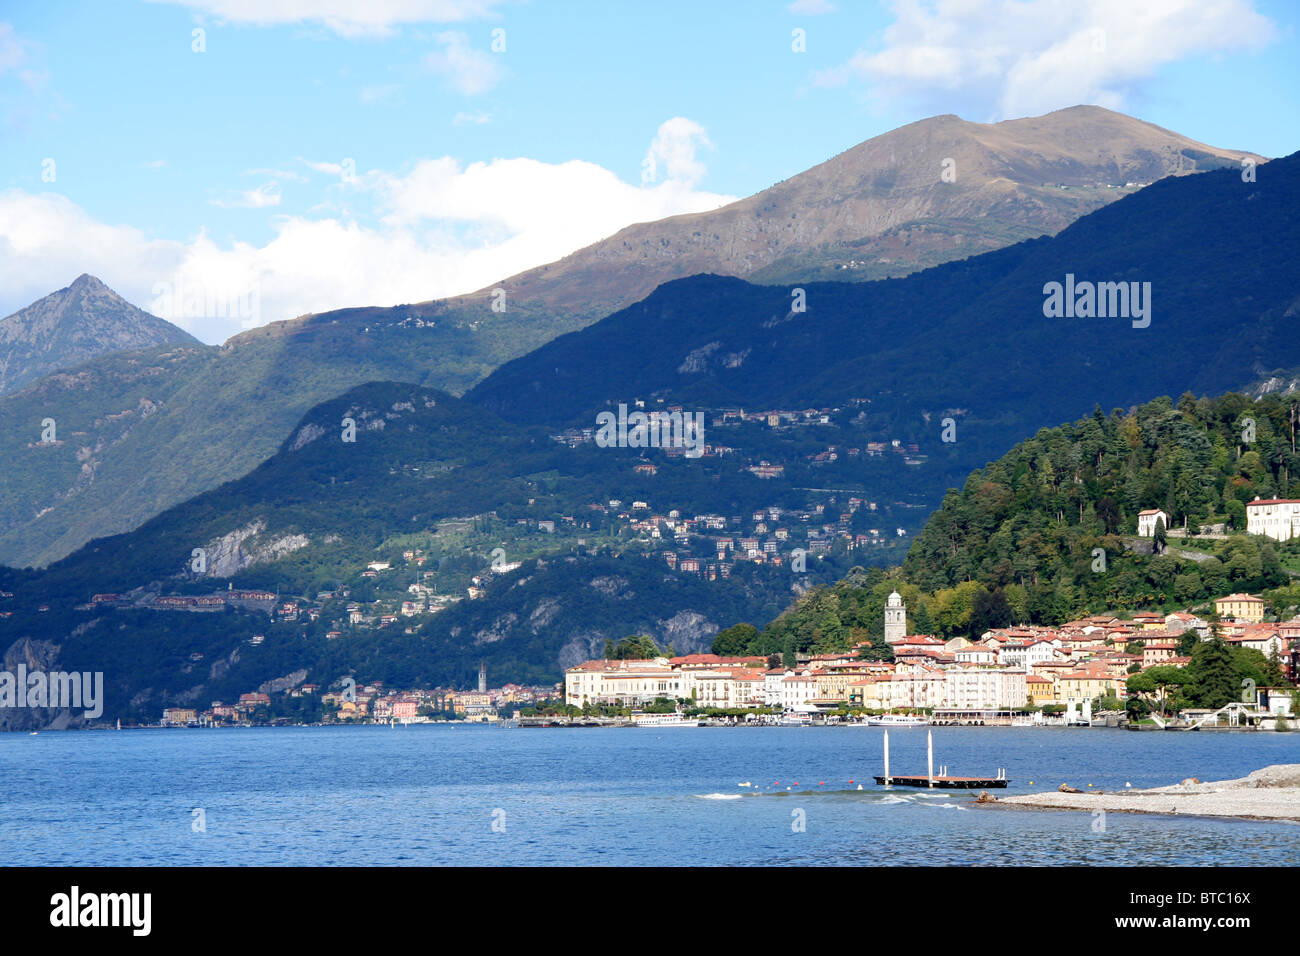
[884, 590, 906, 645]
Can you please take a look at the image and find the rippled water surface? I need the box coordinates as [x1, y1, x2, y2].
[1, 725, 1296, 865]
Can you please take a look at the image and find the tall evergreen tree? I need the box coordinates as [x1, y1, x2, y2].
[1188, 636, 1239, 709]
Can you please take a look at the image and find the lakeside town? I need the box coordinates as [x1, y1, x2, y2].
[148, 588, 1298, 732]
[157, 663, 556, 728]
[560, 590, 1298, 728]
[69, 493, 1300, 731]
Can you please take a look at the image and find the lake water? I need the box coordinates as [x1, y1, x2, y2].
[1, 725, 1296, 865]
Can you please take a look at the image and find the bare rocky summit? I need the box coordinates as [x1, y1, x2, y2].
[0, 274, 199, 395]
[446, 105, 1265, 317]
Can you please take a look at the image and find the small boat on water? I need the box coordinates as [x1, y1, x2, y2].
[633, 713, 697, 727]
[866, 713, 928, 727]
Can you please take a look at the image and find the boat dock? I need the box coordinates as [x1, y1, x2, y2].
[872, 773, 1008, 789]
[875, 727, 1010, 789]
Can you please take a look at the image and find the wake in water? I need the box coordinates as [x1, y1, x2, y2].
[692, 788, 966, 807]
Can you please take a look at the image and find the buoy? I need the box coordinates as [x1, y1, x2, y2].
[818, 781, 824, 786]
[848, 779, 854, 784]
[856, 784, 863, 790]
[1088, 783, 1093, 788]
[1029, 781, 1034, 785]
[1125, 781, 1132, 788]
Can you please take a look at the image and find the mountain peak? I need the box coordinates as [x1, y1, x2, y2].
[69, 272, 106, 290]
[448, 106, 1263, 319]
[0, 276, 201, 395]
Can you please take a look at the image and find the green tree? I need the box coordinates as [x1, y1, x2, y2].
[1187, 636, 1238, 709]
[612, 635, 663, 660]
[711, 623, 758, 657]
[969, 586, 1013, 637]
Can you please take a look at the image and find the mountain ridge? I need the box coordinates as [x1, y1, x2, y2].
[0, 106, 1270, 567]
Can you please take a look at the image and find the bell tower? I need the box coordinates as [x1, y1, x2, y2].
[884, 590, 906, 645]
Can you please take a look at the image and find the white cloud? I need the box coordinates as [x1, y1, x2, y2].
[246, 166, 307, 182]
[143, 0, 503, 37]
[0, 122, 735, 344]
[642, 117, 714, 188]
[452, 110, 492, 126]
[0, 21, 48, 95]
[301, 158, 346, 175]
[423, 30, 504, 95]
[817, 0, 1275, 119]
[210, 181, 283, 208]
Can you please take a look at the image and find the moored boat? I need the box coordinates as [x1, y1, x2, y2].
[866, 713, 929, 727]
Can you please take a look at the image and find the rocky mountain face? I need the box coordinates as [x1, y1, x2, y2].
[0, 274, 199, 395]
[233, 106, 1263, 348]
[438, 104, 1264, 318]
[1241, 365, 1300, 398]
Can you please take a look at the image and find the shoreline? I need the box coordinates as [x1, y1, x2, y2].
[990, 764, 1300, 823]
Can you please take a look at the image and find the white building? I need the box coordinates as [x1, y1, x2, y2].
[883, 669, 946, 709]
[998, 638, 1062, 669]
[1137, 509, 1168, 537]
[689, 668, 765, 709]
[779, 674, 820, 712]
[884, 590, 907, 645]
[945, 667, 1028, 710]
[953, 645, 996, 666]
[1246, 498, 1300, 542]
[564, 658, 684, 707]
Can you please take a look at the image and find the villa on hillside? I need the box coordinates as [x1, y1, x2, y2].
[1215, 593, 1266, 623]
[1137, 509, 1168, 536]
[1246, 497, 1300, 542]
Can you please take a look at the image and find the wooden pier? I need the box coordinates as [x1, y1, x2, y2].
[872, 773, 1007, 789]
[876, 727, 1010, 789]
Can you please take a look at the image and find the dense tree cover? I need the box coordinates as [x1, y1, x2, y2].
[603, 635, 670, 659]
[1, 381, 912, 612]
[711, 623, 760, 656]
[709, 392, 1300, 656]
[1126, 637, 1286, 712]
[902, 394, 1300, 616]
[713, 568, 914, 662]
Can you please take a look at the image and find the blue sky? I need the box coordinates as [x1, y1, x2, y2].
[1, 0, 1297, 342]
